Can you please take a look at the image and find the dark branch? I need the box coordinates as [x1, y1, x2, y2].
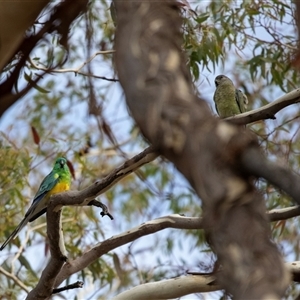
[26, 210, 66, 300]
[241, 147, 300, 205]
[268, 206, 300, 222]
[52, 281, 84, 294]
[88, 199, 114, 220]
[0, 0, 89, 117]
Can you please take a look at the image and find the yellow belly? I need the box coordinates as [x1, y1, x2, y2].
[48, 182, 70, 196]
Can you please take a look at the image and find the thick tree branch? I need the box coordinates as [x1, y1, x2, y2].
[241, 147, 300, 205]
[27, 146, 158, 298]
[112, 261, 300, 299]
[26, 211, 66, 300]
[293, 1, 300, 68]
[227, 88, 300, 125]
[0, 0, 88, 117]
[0, 0, 50, 71]
[268, 206, 300, 221]
[54, 214, 203, 288]
[113, 0, 290, 298]
[112, 274, 219, 300]
[26, 204, 300, 299]
[49, 145, 158, 207]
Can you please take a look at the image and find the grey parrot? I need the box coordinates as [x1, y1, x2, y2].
[213, 75, 248, 118]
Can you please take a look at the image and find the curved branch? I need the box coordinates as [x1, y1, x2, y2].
[27, 146, 158, 298]
[0, 0, 89, 117]
[0, 267, 30, 293]
[26, 211, 66, 300]
[26, 201, 300, 298]
[227, 89, 300, 125]
[112, 274, 218, 300]
[241, 147, 300, 205]
[29, 51, 119, 82]
[268, 206, 300, 222]
[54, 214, 203, 287]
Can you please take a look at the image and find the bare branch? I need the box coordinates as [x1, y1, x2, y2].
[26, 210, 66, 300]
[52, 281, 83, 294]
[29, 51, 119, 82]
[0, 0, 89, 116]
[25, 204, 300, 298]
[268, 206, 300, 222]
[0, 267, 30, 293]
[26, 146, 158, 298]
[241, 147, 300, 205]
[113, 262, 300, 299]
[112, 274, 218, 300]
[0, 0, 50, 70]
[227, 88, 300, 125]
[54, 214, 203, 287]
[88, 199, 114, 220]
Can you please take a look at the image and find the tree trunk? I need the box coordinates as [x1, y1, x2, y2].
[113, 0, 289, 298]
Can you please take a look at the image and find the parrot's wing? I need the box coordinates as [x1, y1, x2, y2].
[27, 171, 60, 222]
[213, 91, 219, 115]
[0, 166, 62, 250]
[235, 89, 248, 113]
[33, 170, 59, 199]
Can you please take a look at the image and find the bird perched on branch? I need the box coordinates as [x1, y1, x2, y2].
[0, 157, 71, 250]
[213, 74, 248, 118]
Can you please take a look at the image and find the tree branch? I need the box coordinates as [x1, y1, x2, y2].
[29, 51, 119, 82]
[0, 0, 89, 117]
[268, 206, 300, 222]
[26, 206, 300, 298]
[112, 274, 219, 300]
[26, 146, 158, 298]
[226, 88, 300, 125]
[26, 211, 66, 300]
[241, 147, 300, 205]
[54, 214, 203, 288]
[52, 281, 83, 294]
[0, 267, 30, 293]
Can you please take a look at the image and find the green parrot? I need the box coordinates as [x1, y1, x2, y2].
[213, 74, 248, 118]
[1, 157, 71, 250]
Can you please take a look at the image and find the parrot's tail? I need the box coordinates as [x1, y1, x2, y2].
[0, 217, 29, 251]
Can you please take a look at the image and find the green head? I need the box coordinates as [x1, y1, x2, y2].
[53, 157, 70, 173]
[214, 74, 233, 87]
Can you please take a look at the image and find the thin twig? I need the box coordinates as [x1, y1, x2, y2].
[52, 280, 84, 294]
[0, 266, 30, 293]
[29, 50, 118, 81]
